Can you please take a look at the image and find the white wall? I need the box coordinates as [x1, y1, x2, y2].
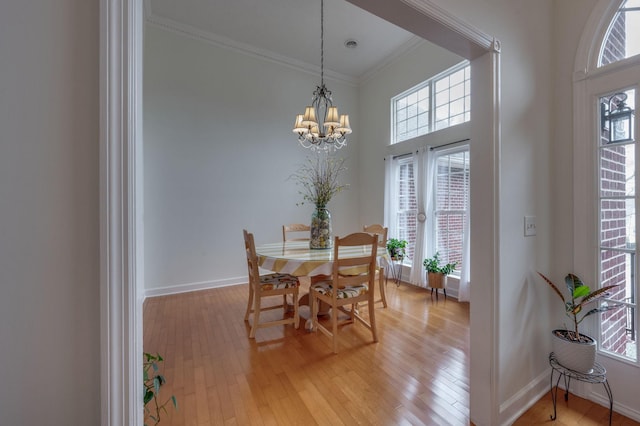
[551, 0, 598, 295]
[0, 0, 101, 424]
[143, 25, 361, 294]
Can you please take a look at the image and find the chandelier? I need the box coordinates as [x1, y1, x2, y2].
[292, 0, 352, 152]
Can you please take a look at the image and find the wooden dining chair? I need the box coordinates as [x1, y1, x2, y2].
[283, 223, 330, 290]
[243, 229, 300, 338]
[363, 224, 389, 308]
[282, 223, 311, 242]
[310, 232, 379, 353]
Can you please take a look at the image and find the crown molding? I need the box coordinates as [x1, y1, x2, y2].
[358, 36, 425, 85]
[400, 0, 492, 54]
[144, 2, 432, 88]
[144, 10, 359, 86]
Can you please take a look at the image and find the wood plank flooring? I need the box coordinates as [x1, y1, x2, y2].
[143, 281, 639, 425]
[514, 391, 640, 425]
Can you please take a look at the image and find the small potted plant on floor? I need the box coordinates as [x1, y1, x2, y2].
[423, 251, 457, 298]
[386, 238, 407, 260]
[537, 272, 623, 373]
[144, 352, 177, 425]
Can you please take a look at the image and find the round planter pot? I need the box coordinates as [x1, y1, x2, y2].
[551, 329, 596, 373]
[427, 272, 446, 289]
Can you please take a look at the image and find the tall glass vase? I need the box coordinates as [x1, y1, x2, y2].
[310, 206, 332, 249]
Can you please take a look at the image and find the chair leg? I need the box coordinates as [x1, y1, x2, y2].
[249, 289, 261, 338]
[332, 303, 339, 354]
[443, 288, 447, 299]
[292, 288, 300, 329]
[310, 290, 318, 332]
[378, 267, 387, 308]
[369, 294, 378, 342]
[244, 284, 254, 321]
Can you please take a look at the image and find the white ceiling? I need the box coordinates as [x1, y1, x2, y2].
[145, 0, 421, 81]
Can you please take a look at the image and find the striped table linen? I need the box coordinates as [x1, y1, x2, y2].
[256, 241, 390, 277]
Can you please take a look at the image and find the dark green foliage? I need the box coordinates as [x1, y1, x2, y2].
[386, 238, 407, 259]
[423, 251, 457, 275]
[537, 272, 624, 341]
[144, 352, 177, 425]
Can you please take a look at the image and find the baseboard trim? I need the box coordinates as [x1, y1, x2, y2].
[145, 277, 246, 299]
[591, 389, 640, 422]
[499, 368, 549, 425]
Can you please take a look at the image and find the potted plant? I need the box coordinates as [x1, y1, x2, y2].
[537, 272, 623, 373]
[144, 352, 177, 426]
[386, 238, 407, 260]
[291, 155, 348, 249]
[423, 251, 457, 297]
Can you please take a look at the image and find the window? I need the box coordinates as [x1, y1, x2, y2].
[590, 0, 640, 364]
[434, 150, 470, 270]
[598, 88, 637, 361]
[393, 156, 417, 262]
[392, 62, 470, 144]
[598, 0, 640, 67]
[388, 148, 470, 273]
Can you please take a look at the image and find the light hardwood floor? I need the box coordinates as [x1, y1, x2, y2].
[144, 281, 639, 425]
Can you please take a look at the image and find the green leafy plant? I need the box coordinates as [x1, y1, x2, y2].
[386, 238, 407, 259]
[537, 272, 623, 342]
[143, 352, 177, 426]
[423, 251, 457, 275]
[291, 155, 348, 208]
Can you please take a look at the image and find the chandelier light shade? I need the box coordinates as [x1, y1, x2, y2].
[292, 0, 352, 152]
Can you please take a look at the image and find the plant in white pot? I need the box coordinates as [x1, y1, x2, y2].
[537, 272, 623, 373]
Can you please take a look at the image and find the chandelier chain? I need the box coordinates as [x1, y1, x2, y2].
[320, 0, 324, 86]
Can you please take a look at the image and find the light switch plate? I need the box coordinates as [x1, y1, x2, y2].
[524, 216, 536, 237]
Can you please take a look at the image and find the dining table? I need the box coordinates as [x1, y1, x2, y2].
[255, 240, 390, 328]
[255, 240, 390, 276]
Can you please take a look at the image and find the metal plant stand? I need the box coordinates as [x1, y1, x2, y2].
[548, 352, 613, 425]
[386, 257, 403, 286]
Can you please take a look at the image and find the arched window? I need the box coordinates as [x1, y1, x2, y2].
[598, 0, 640, 67]
[576, 0, 640, 365]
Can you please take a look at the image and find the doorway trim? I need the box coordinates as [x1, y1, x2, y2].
[100, 0, 500, 424]
[100, 0, 144, 424]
